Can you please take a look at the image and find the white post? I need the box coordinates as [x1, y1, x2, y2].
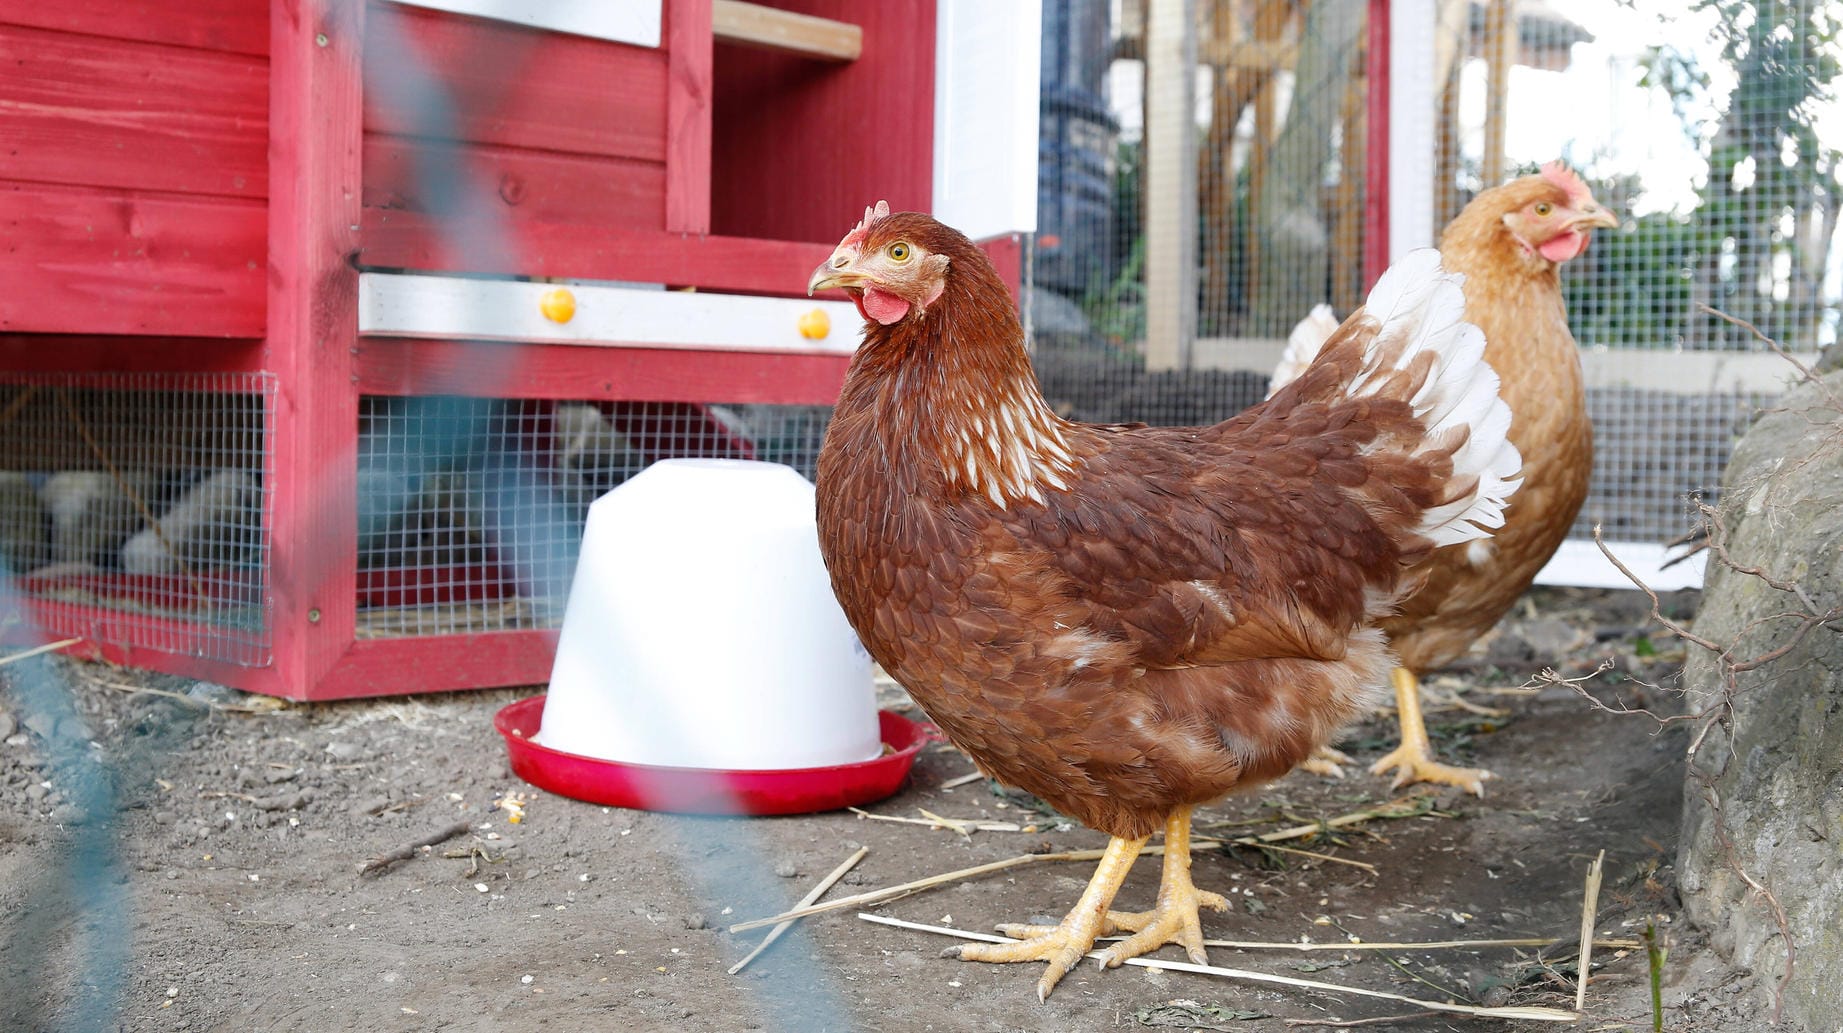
[1388, 0, 1438, 260]
[1143, 0, 1197, 372]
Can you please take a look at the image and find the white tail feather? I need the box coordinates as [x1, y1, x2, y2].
[1267, 304, 1339, 397]
[1354, 249, 1522, 547]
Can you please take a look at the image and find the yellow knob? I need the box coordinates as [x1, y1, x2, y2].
[540, 288, 577, 324]
[797, 307, 831, 340]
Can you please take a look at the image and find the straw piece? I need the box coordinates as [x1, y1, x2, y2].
[938, 771, 985, 789]
[728, 846, 869, 975]
[1196, 935, 1643, 953]
[732, 800, 1432, 934]
[859, 913, 1579, 1023]
[0, 638, 82, 669]
[1577, 849, 1606, 1012]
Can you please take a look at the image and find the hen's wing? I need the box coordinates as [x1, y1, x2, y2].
[1013, 252, 1519, 676]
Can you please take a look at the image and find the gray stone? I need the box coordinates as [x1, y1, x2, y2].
[1678, 370, 1843, 1032]
[0, 709, 15, 742]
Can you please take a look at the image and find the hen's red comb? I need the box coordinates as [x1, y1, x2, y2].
[1540, 161, 1593, 207]
[839, 200, 892, 250]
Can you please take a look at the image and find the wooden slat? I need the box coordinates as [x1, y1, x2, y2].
[312, 632, 557, 699]
[0, 184, 265, 336]
[665, 0, 713, 233]
[0, 336, 267, 376]
[363, 135, 666, 232]
[356, 337, 850, 406]
[0, 25, 268, 197]
[9, 602, 282, 694]
[0, 0, 269, 56]
[360, 208, 836, 295]
[712, 0, 860, 61]
[266, 0, 365, 697]
[710, 1, 936, 243]
[364, 2, 667, 162]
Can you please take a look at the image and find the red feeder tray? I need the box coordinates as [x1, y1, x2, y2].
[494, 696, 935, 816]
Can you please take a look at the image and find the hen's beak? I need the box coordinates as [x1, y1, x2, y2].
[1570, 205, 1620, 231]
[809, 252, 867, 296]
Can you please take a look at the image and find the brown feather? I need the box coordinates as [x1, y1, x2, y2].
[816, 213, 1489, 839]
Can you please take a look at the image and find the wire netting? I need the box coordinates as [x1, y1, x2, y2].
[0, 374, 272, 666]
[1034, 0, 1841, 557]
[352, 398, 833, 638]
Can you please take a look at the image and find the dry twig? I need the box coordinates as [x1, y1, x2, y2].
[358, 820, 474, 876]
[858, 914, 1578, 1022]
[0, 638, 83, 669]
[1577, 849, 1606, 1012]
[729, 846, 869, 975]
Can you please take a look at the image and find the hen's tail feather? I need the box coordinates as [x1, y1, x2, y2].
[1268, 303, 1340, 397]
[1318, 249, 1523, 548]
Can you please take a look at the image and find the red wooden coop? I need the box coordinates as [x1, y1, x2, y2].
[0, 0, 1038, 699]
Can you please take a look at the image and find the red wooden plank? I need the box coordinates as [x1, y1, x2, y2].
[363, 135, 666, 234]
[710, 1, 935, 244]
[0, 26, 268, 198]
[360, 208, 837, 295]
[7, 603, 283, 695]
[266, 0, 364, 698]
[0, 184, 265, 337]
[664, 0, 712, 233]
[310, 631, 557, 699]
[978, 233, 1025, 305]
[0, 336, 266, 375]
[363, 2, 667, 163]
[0, 0, 269, 56]
[355, 338, 850, 406]
[1363, 0, 1389, 294]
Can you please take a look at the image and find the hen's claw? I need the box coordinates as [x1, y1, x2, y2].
[955, 910, 1110, 1001]
[1296, 744, 1355, 779]
[949, 833, 1147, 1000]
[1369, 744, 1492, 796]
[1371, 666, 1493, 796]
[1096, 884, 1229, 968]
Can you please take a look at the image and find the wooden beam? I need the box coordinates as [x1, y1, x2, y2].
[1481, 0, 1515, 187]
[712, 0, 860, 62]
[1142, 0, 1197, 372]
[266, 0, 365, 697]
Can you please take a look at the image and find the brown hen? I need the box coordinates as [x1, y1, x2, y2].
[811, 204, 1520, 1000]
[1274, 162, 1617, 794]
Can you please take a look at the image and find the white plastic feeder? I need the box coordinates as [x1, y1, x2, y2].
[537, 458, 878, 770]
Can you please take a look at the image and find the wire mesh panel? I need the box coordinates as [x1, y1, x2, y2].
[0, 373, 273, 666]
[1036, 0, 1837, 573]
[352, 397, 832, 639]
[1033, 0, 1374, 429]
[1435, 0, 1839, 548]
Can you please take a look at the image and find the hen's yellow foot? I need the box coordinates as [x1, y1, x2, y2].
[949, 833, 1145, 1001]
[1368, 742, 1493, 796]
[1296, 744, 1356, 779]
[1372, 666, 1493, 796]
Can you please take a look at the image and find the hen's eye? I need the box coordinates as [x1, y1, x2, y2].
[1533, 202, 1554, 217]
[888, 242, 911, 261]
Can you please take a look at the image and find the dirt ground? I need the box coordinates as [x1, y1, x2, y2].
[0, 586, 1796, 1032]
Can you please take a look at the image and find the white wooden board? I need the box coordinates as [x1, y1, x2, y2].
[386, 0, 662, 48]
[932, 0, 1041, 240]
[359, 273, 863, 356]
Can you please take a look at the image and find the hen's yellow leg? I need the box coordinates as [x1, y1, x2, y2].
[1368, 667, 1493, 796]
[1092, 806, 1229, 968]
[949, 832, 1146, 1001]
